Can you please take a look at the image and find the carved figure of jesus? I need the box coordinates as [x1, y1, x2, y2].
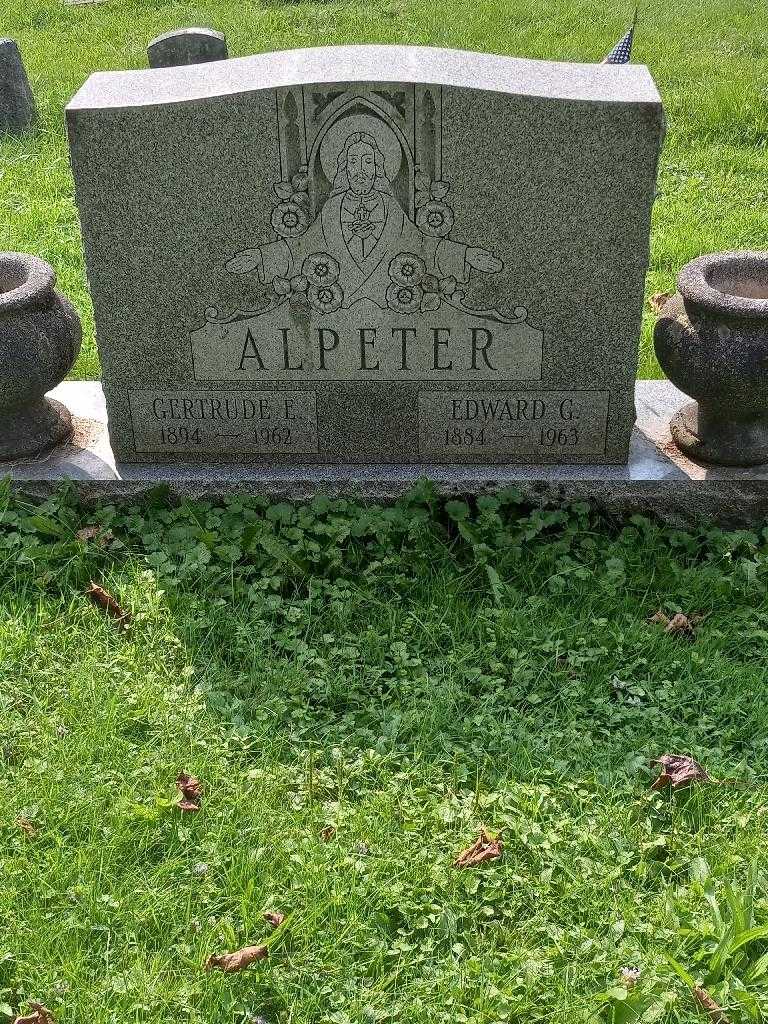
[227, 130, 503, 310]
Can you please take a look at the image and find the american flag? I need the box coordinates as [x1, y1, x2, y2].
[602, 9, 638, 64]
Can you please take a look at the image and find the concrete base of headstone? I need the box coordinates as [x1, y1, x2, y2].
[4, 380, 768, 525]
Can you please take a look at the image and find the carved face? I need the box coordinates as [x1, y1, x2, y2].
[346, 141, 376, 195]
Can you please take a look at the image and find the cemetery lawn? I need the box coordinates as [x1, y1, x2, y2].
[3, 486, 768, 1023]
[2, 0, 767, 380]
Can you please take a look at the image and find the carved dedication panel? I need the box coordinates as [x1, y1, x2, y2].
[191, 83, 543, 389]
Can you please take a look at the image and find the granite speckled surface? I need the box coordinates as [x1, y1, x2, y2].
[5, 380, 768, 526]
[0, 253, 82, 459]
[66, 45, 664, 466]
[0, 38, 36, 132]
[654, 251, 768, 467]
[147, 28, 228, 69]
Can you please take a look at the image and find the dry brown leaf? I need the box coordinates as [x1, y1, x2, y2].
[76, 525, 102, 542]
[693, 986, 731, 1023]
[176, 771, 203, 812]
[16, 817, 37, 836]
[264, 911, 285, 927]
[13, 1003, 55, 1024]
[649, 292, 673, 315]
[651, 753, 710, 790]
[648, 610, 701, 638]
[85, 581, 131, 629]
[76, 525, 114, 547]
[665, 612, 696, 636]
[453, 828, 503, 868]
[320, 825, 336, 842]
[204, 944, 268, 972]
[648, 610, 670, 626]
[178, 799, 201, 812]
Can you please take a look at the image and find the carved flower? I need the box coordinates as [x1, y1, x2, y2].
[308, 282, 344, 314]
[389, 252, 426, 287]
[416, 201, 454, 237]
[439, 275, 457, 296]
[302, 252, 340, 287]
[386, 282, 424, 314]
[271, 201, 309, 238]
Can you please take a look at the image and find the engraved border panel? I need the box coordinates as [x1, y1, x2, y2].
[128, 389, 319, 455]
[418, 390, 610, 458]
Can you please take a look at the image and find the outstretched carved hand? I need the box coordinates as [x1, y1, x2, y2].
[227, 249, 263, 275]
[466, 247, 503, 274]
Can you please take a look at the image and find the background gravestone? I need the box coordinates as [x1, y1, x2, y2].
[66, 45, 664, 466]
[0, 38, 36, 132]
[147, 27, 228, 69]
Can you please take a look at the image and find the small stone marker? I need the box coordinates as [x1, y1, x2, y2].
[0, 38, 36, 132]
[66, 45, 664, 466]
[147, 27, 228, 69]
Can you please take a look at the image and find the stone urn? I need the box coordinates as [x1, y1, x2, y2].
[654, 251, 768, 466]
[0, 253, 82, 460]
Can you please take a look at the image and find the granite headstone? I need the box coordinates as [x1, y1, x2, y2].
[147, 27, 228, 69]
[66, 45, 664, 465]
[0, 39, 36, 133]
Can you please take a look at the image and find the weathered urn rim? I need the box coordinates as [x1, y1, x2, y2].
[0, 252, 56, 314]
[677, 250, 768, 321]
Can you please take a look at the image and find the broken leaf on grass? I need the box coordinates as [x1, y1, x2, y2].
[13, 1004, 55, 1024]
[693, 985, 730, 1023]
[76, 525, 101, 542]
[76, 525, 114, 547]
[85, 581, 132, 629]
[649, 292, 672, 315]
[176, 771, 203, 812]
[204, 944, 268, 972]
[264, 911, 285, 927]
[648, 610, 701, 637]
[651, 754, 709, 790]
[453, 828, 503, 868]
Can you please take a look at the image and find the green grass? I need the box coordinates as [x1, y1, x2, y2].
[1, 0, 767, 378]
[3, 485, 768, 1022]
